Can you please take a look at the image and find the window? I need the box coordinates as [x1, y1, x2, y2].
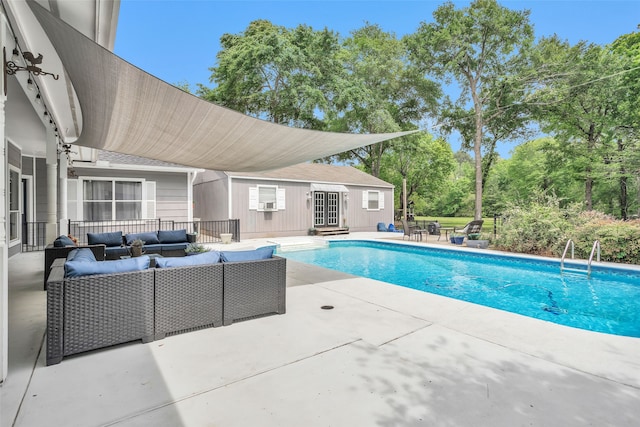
[249, 185, 285, 211]
[259, 186, 277, 210]
[83, 179, 143, 220]
[362, 190, 385, 211]
[368, 191, 379, 210]
[9, 168, 20, 241]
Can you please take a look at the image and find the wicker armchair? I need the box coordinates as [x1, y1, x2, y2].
[43, 244, 105, 290]
[223, 256, 286, 326]
[46, 265, 155, 366]
[154, 262, 224, 340]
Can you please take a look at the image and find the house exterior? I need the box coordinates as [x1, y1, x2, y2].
[66, 149, 200, 225]
[193, 163, 395, 238]
[0, 1, 407, 383]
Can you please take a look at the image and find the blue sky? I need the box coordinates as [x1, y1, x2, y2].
[114, 0, 639, 156]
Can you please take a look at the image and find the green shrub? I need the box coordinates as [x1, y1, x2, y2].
[495, 196, 640, 264]
[570, 212, 640, 264]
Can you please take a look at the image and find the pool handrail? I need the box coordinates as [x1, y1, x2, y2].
[560, 239, 574, 271]
[587, 240, 601, 278]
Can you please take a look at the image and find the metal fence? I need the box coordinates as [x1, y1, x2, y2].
[68, 219, 241, 245]
[22, 221, 48, 252]
[20, 218, 240, 252]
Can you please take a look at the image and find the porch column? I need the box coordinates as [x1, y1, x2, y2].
[59, 150, 68, 235]
[0, 12, 9, 383]
[45, 127, 58, 243]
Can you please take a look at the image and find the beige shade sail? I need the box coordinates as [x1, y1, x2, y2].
[30, 3, 418, 172]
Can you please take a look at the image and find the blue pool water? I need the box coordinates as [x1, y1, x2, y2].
[279, 241, 640, 337]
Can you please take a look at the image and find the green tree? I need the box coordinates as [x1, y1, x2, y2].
[201, 20, 343, 128]
[428, 150, 475, 216]
[406, 0, 534, 220]
[483, 137, 583, 213]
[610, 30, 640, 218]
[328, 23, 440, 177]
[379, 133, 455, 215]
[531, 36, 630, 213]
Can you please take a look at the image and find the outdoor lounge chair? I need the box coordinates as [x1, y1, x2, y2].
[453, 219, 484, 237]
[401, 219, 424, 241]
[427, 222, 442, 240]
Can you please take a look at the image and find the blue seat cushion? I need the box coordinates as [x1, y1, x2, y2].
[160, 243, 188, 252]
[220, 247, 274, 262]
[125, 232, 160, 245]
[155, 250, 221, 268]
[105, 246, 130, 258]
[141, 244, 163, 255]
[66, 248, 97, 263]
[53, 235, 76, 247]
[158, 229, 187, 244]
[87, 231, 123, 247]
[64, 256, 150, 278]
[377, 222, 387, 232]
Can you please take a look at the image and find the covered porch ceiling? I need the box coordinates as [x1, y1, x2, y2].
[29, 2, 417, 172]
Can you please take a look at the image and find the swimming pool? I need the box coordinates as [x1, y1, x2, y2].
[278, 240, 640, 337]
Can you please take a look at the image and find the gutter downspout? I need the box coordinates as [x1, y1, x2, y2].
[227, 174, 233, 219]
[188, 170, 198, 222]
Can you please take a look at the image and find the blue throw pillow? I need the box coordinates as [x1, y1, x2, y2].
[220, 247, 274, 262]
[87, 231, 123, 247]
[125, 232, 160, 246]
[157, 229, 187, 244]
[53, 235, 76, 247]
[66, 248, 97, 263]
[155, 250, 221, 268]
[64, 256, 150, 278]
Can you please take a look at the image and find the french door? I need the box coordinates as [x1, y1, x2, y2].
[314, 192, 339, 228]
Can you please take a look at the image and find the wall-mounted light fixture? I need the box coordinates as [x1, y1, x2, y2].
[306, 192, 312, 200]
[343, 193, 349, 201]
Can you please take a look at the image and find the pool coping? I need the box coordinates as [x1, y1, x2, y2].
[324, 237, 640, 275]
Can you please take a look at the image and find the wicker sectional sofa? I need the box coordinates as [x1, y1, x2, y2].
[88, 229, 197, 260]
[44, 229, 197, 288]
[46, 249, 286, 365]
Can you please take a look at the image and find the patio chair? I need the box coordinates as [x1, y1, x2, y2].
[453, 219, 484, 237]
[427, 221, 442, 241]
[401, 219, 424, 241]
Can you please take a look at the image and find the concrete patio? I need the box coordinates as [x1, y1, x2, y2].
[3, 234, 640, 426]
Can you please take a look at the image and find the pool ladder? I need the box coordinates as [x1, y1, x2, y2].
[560, 239, 600, 278]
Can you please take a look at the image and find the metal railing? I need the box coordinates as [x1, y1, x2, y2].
[19, 219, 241, 252]
[22, 221, 48, 252]
[68, 219, 240, 245]
[560, 239, 600, 278]
[587, 240, 601, 277]
[560, 239, 575, 272]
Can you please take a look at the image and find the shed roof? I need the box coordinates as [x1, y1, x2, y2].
[226, 163, 394, 188]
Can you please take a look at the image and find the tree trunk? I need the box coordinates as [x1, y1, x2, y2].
[584, 125, 595, 211]
[472, 94, 484, 221]
[637, 175, 640, 217]
[618, 138, 628, 220]
[585, 171, 593, 211]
